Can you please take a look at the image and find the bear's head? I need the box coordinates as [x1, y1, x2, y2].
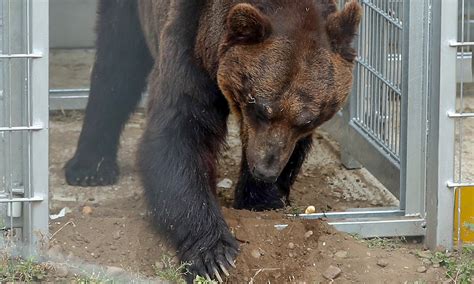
[217, 0, 362, 182]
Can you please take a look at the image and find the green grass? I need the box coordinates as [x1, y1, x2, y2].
[349, 235, 407, 250]
[153, 254, 190, 283]
[428, 246, 473, 284]
[0, 256, 47, 282]
[194, 275, 218, 284]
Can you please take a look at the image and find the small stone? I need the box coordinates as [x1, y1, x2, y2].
[417, 266, 427, 273]
[305, 206, 316, 214]
[47, 245, 64, 261]
[304, 230, 314, 239]
[155, 261, 164, 270]
[288, 242, 295, 249]
[106, 266, 126, 276]
[422, 259, 432, 266]
[82, 206, 93, 215]
[110, 245, 117, 251]
[335, 251, 348, 258]
[53, 264, 69, 278]
[323, 265, 342, 280]
[377, 258, 389, 268]
[217, 178, 233, 189]
[433, 263, 440, 268]
[250, 249, 261, 259]
[417, 250, 432, 259]
[113, 231, 121, 240]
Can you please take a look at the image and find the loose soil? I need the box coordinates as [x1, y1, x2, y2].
[46, 49, 456, 282]
[48, 112, 447, 283]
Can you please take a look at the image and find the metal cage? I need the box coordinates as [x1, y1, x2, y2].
[0, 0, 49, 250]
[47, 0, 474, 250]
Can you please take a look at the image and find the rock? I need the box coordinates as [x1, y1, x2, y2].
[250, 249, 261, 259]
[47, 245, 64, 261]
[110, 245, 117, 251]
[433, 263, 440, 268]
[288, 242, 295, 249]
[323, 265, 342, 280]
[106, 266, 126, 276]
[217, 178, 233, 189]
[305, 206, 316, 214]
[155, 261, 164, 270]
[377, 258, 389, 268]
[113, 231, 121, 240]
[52, 264, 69, 278]
[82, 206, 93, 215]
[417, 266, 427, 273]
[417, 250, 432, 259]
[304, 230, 314, 239]
[335, 251, 348, 259]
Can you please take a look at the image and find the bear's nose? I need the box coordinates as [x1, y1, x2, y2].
[252, 165, 279, 183]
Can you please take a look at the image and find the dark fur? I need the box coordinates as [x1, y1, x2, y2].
[65, 0, 361, 281]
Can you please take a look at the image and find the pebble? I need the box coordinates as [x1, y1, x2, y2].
[433, 263, 440, 268]
[82, 206, 93, 215]
[323, 265, 342, 280]
[304, 230, 314, 239]
[377, 258, 389, 268]
[335, 251, 348, 259]
[53, 264, 69, 278]
[47, 245, 64, 261]
[288, 242, 295, 249]
[217, 178, 233, 189]
[305, 206, 316, 214]
[417, 266, 427, 273]
[417, 250, 432, 259]
[113, 231, 121, 240]
[155, 261, 164, 270]
[106, 266, 126, 276]
[110, 245, 117, 251]
[250, 249, 261, 259]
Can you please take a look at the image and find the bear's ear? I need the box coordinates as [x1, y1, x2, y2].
[326, 0, 362, 62]
[226, 3, 272, 45]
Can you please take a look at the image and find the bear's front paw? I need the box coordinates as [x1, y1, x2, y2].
[65, 154, 119, 187]
[182, 232, 239, 283]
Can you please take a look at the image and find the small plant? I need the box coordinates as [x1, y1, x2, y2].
[0, 256, 47, 282]
[154, 254, 190, 283]
[429, 246, 473, 284]
[194, 275, 218, 284]
[74, 271, 114, 284]
[362, 237, 406, 250]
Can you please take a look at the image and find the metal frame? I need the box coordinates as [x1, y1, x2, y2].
[0, 0, 49, 250]
[425, 0, 457, 249]
[320, 0, 430, 240]
[47, 0, 470, 248]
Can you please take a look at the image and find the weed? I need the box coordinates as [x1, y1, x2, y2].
[429, 246, 473, 284]
[154, 254, 189, 283]
[0, 256, 47, 282]
[194, 275, 218, 284]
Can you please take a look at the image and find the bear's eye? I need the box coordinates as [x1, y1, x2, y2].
[255, 105, 270, 122]
[295, 117, 317, 129]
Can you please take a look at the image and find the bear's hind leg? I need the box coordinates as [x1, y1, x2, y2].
[65, 0, 153, 186]
[234, 136, 313, 211]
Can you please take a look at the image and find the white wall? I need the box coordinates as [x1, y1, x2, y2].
[50, 0, 97, 48]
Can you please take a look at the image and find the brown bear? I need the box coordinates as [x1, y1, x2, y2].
[65, 0, 361, 281]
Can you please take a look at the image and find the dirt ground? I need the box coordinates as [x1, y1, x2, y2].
[46, 112, 448, 283]
[45, 49, 461, 282]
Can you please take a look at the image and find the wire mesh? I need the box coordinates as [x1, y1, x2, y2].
[352, 0, 404, 162]
[453, 0, 474, 246]
[0, 0, 48, 245]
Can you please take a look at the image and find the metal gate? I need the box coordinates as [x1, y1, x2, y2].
[319, 0, 430, 238]
[0, 0, 49, 250]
